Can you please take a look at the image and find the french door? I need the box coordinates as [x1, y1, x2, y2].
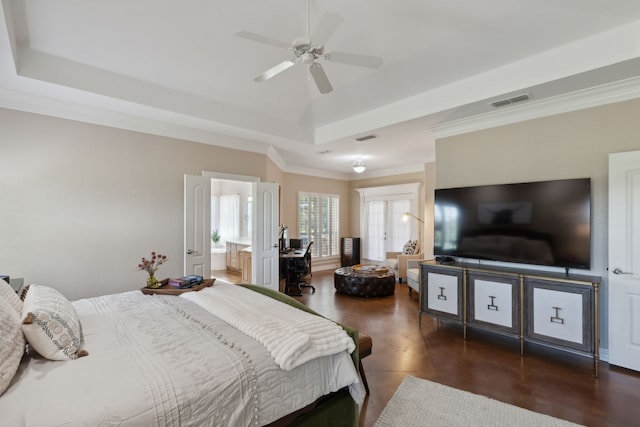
[358, 183, 421, 262]
[365, 199, 411, 261]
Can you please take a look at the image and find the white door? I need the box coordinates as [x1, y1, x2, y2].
[608, 151, 640, 371]
[253, 182, 279, 290]
[184, 175, 211, 277]
[365, 201, 386, 260]
[365, 199, 411, 261]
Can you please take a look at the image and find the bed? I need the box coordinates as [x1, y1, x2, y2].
[0, 279, 364, 426]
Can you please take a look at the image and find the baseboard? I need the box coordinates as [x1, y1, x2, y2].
[312, 259, 342, 272]
[599, 348, 609, 363]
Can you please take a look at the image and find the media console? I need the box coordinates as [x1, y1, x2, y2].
[419, 260, 601, 376]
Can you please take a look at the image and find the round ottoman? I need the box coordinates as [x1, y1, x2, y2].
[334, 265, 395, 297]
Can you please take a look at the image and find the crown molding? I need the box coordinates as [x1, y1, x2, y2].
[429, 76, 640, 139]
[265, 146, 287, 171]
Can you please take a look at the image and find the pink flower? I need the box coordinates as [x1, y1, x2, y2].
[137, 252, 168, 276]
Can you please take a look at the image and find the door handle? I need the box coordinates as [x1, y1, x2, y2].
[187, 249, 200, 255]
[612, 267, 633, 275]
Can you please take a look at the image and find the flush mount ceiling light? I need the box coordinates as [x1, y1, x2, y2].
[352, 159, 366, 173]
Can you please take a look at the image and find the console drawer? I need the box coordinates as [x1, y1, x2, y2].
[468, 271, 519, 336]
[525, 278, 592, 353]
[421, 267, 463, 321]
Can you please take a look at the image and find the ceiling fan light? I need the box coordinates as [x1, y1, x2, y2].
[352, 159, 366, 173]
[301, 52, 315, 64]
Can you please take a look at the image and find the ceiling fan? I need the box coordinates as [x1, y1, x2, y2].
[235, 0, 383, 94]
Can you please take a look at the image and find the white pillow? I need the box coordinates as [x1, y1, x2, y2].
[402, 240, 419, 255]
[0, 297, 25, 396]
[0, 278, 22, 315]
[21, 284, 87, 361]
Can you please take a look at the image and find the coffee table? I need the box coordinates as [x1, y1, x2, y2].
[334, 265, 395, 297]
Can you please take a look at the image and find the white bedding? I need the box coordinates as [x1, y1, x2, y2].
[0, 288, 361, 427]
[181, 284, 356, 371]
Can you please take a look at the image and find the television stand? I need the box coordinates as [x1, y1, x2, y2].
[418, 260, 601, 376]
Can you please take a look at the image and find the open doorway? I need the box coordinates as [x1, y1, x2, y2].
[186, 172, 278, 290]
[210, 178, 252, 282]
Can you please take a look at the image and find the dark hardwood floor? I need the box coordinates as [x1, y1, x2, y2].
[213, 268, 640, 427]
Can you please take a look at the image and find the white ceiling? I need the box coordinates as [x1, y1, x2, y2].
[1, 0, 640, 179]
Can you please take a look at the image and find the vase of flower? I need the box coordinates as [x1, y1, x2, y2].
[146, 274, 159, 288]
[138, 251, 168, 288]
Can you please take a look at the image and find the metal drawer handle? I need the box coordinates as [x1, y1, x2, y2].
[550, 306, 565, 324]
[487, 296, 498, 311]
[437, 286, 447, 300]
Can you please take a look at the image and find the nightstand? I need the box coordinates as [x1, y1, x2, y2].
[140, 278, 215, 295]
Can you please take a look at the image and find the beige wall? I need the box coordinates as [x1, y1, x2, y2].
[434, 97, 640, 351]
[0, 108, 269, 299]
[265, 157, 285, 189]
[0, 107, 426, 297]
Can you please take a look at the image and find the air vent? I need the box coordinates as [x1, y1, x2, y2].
[355, 134, 377, 142]
[490, 93, 531, 108]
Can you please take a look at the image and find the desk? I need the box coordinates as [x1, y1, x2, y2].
[280, 250, 306, 295]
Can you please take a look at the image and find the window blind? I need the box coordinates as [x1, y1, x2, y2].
[298, 192, 340, 259]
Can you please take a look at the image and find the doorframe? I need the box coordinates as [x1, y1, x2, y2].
[203, 171, 260, 282]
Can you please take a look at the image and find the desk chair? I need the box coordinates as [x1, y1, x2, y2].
[289, 242, 315, 295]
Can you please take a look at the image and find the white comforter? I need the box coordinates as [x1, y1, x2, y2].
[0, 288, 361, 427]
[181, 284, 356, 371]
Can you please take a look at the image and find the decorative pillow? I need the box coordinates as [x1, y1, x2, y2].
[0, 297, 25, 396]
[21, 284, 87, 361]
[0, 278, 22, 315]
[402, 240, 419, 255]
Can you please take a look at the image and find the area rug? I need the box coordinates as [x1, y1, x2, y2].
[374, 376, 584, 427]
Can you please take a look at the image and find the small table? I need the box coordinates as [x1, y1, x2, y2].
[334, 265, 395, 297]
[140, 278, 215, 295]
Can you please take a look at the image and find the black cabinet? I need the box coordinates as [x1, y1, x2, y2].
[340, 237, 361, 267]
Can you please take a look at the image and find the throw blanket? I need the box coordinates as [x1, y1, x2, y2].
[181, 283, 356, 370]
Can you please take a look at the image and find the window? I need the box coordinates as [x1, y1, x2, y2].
[298, 192, 340, 259]
[218, 194, 240, 242]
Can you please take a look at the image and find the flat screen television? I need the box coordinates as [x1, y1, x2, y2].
[433, 178, 591, 270]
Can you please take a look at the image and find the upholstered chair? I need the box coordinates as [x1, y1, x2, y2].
[406, 259, 424, 296]
[384, 240, 421, 283]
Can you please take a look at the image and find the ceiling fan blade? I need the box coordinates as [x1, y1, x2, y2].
[309, 62, 333, 94]
[254, 60, 297, 82]
[235, 30, 291, 50]
[325, 51, 383, 69]
[311, 12, 344, 45]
